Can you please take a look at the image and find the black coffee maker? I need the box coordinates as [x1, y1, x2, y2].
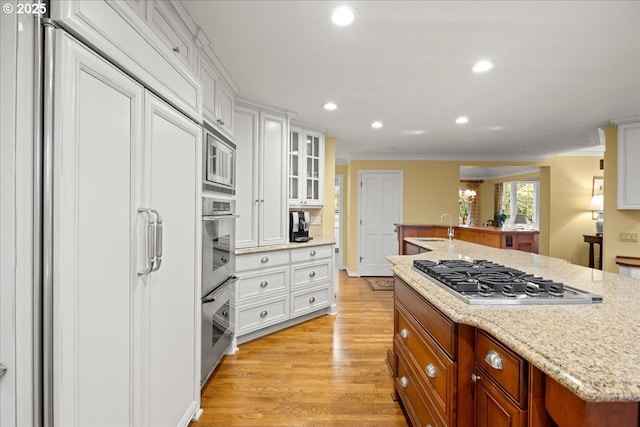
[289, 211, 311, 242]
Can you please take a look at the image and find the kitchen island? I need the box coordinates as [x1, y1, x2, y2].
[395, 223, 540, 254]
[388, 238, 640, 427]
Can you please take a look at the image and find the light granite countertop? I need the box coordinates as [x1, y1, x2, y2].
[388, 238, 640, 403]
[236, 236, 335, 255]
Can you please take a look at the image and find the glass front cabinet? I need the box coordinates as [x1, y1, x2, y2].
[288, 125, 325, 207]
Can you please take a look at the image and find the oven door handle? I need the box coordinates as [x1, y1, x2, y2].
[202, 275, 238, 303]
[202, 214, 240, 221]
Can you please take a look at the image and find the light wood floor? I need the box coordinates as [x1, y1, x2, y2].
[191, 271, 408, 426]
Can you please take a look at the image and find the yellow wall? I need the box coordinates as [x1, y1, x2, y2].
[321, 137, 336, 236]
[341, 160, 544, 273]
[603, 126, 640, 272]
[547, 156, 602, 266]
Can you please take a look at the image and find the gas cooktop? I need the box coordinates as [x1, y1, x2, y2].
[412, 259, 603, 305]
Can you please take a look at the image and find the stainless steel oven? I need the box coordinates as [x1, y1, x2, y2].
[203, 123, 235, 195]
[201, 196, 238, 385]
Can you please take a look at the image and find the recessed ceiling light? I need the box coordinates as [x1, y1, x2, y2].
[472, 60, 494, 73]
[331, 6, 355, 26]
[371, 121, 383, 129]
[323, 102, 338, 111]
[456, 116, 469, 124]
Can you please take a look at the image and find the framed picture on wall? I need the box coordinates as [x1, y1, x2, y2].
[593, 176, 604, 196]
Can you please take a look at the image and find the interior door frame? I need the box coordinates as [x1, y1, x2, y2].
[357, 170, 403, 276]
[334, 174, 344, 270]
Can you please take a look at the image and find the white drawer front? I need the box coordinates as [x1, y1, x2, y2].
[291, 285, 331, 318]
[290, 245, 333, 263]
[237, 268, 288, 301]
[236, 250, 290, 272]
[292, 261, 331, 288]
[237, 297, 289, 335]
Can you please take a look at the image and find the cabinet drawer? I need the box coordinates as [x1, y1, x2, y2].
[290, 245, 332, 263]
[396, 350, 445, 427]
[476, 330, 528, 407]
[236, 250, 290, 272]
[148, 0, 194, 68]
[237, 296, 289, 335]
[395, 277, 456, 358]
[291, 284, 330, 318]
[237, 268, 288, 301]
[396, 304, 455, 422]
[291, 261, 330, 288]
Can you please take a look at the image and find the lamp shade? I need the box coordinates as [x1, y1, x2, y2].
[589, 194, 604, 211]
[514, 214, 527, 224]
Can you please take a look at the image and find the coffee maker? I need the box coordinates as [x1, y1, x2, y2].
[289, 211, 311, 242]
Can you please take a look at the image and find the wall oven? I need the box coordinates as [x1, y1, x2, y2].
[203, 123, 236, 195]
[201, 196, 238, 385]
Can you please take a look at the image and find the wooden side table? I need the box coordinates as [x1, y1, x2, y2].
[583, 234, 603, 270]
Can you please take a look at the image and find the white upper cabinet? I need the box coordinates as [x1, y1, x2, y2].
[289, 125, 325, 207]
[235, 101, 289, 248]
[52, 0, 202, 121]
[146, 0, 195, 69]
[198, 47, 236, 138]
[616, 119, 640, 209]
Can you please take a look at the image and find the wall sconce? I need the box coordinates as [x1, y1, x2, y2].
[588, 194, 604, 235]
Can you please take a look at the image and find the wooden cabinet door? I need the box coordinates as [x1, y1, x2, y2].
[144, 93, 201, 426]
[475, 376, 527, 427]
[53, 31, 144, 427]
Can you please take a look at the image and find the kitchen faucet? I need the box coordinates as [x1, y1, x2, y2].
[440, 213, 454, 241]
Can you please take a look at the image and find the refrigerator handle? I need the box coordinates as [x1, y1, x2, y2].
[150, 209, 163, 272]
[138, 208, 156, 275]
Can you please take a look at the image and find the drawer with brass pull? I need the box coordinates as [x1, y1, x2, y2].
[475, 330, 528, 407]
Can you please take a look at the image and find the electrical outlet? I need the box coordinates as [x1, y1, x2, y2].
[619, 232, 638, 242]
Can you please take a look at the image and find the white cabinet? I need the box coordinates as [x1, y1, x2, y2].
[198, 47, 236, 138]
[147, 0, 195, 69]
[234, 243, 336, 343]
[52, 0, 202, 121]
[235, 101, 289, 248]
[52, 32, 200, 426]
[289, 125, 325, 207]
[290, 246, 334, 318]
[235, 251, 291, 337]
[616, 120, 640, 209]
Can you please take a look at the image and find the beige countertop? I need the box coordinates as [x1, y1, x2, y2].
[236, 236, 335, 255]
[388, 238, 640, 403]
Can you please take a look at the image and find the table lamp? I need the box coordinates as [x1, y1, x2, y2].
[513, 214, 528, 229]
[589, 194, 604, 235]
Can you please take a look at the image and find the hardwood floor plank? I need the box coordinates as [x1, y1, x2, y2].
[191, 271, 408, 426]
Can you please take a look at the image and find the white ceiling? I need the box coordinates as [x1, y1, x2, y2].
[183, 1, 640, 163]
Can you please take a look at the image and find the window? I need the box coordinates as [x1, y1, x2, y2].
[498, 181, 539, 229]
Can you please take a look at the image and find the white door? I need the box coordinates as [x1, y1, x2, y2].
[144, 93, 200, 426]
[53, 31, 143, 426]
[359, 171, 403, 276]
[259, 111, 288, 246]
[234, 104, 260, 248]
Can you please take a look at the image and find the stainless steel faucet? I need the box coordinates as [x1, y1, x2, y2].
[440, 213, 454, 241]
